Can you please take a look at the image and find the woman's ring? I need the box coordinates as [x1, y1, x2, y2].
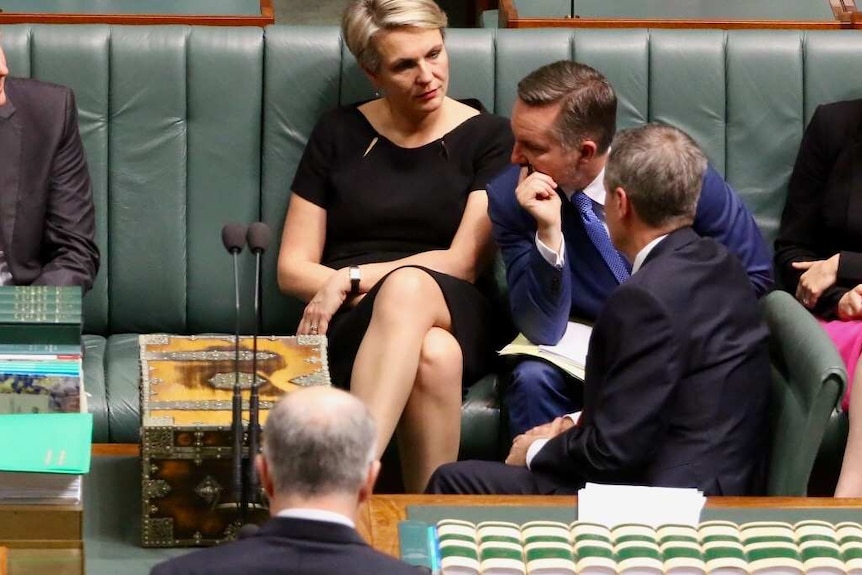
[310, 325, 318, 334]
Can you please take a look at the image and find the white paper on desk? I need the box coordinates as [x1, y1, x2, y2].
[498, 321, 592, 380]
[577, 483, 706, 528]
[538, 321, 592, 367]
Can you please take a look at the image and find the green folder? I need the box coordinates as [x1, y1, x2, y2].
[0, 413, 92, 473]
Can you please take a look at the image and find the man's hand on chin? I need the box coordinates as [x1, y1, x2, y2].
[504, 417, 574, 467]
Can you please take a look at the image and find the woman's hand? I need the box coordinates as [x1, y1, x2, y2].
[297, 269, 350, 336]
[838, 285, 862, 320]
[793, 254, 840, 308]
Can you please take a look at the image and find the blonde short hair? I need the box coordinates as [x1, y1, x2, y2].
[342, 0, 447, 73]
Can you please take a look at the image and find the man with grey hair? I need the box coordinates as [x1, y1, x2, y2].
[491, 60, 772, 438]
[427, 123, 770, 495]
[151, 387, 423, 575]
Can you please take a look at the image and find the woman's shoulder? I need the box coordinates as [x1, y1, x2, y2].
[312, 103, 368, 130]
[306, 102, 376, 148]
[811, 98, 862, 139]
[450, 98, 512, 138]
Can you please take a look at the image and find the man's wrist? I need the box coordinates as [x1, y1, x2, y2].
[525, 437, 550, 469]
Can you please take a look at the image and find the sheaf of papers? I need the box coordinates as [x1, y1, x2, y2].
[498, 321, 592, 380]
[577, 483, 706, 528]
[0, 472, 82, 505]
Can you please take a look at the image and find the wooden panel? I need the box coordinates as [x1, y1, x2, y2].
[359, 494, 862, 557]
[498, 0, 862, 29]
[0, 0, 273, 26]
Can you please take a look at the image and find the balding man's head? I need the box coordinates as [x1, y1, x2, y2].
[262, 387, 377, 498]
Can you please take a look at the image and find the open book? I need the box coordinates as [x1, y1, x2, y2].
[498, 321, 593, 381]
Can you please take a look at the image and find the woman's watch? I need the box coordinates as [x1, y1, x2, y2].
[349, 266, 361, 295]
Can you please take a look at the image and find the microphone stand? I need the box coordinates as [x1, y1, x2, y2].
[245, 222, 271, 513]
[230, 248, 248, 523]
[246, 259, 261, 509]
[222, 222, 248, 525]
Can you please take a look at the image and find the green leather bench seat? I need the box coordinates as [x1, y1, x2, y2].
[1, 26, 858, 482]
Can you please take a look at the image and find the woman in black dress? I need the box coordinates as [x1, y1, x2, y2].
[277, 0, 513, 492]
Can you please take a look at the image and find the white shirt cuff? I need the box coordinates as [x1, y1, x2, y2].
[535, 233, 566, 268]
[565, 411, 582, 426]
[526, 438, 551, 469]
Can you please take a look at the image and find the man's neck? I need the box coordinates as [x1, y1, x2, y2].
[622, 224, 681, 263]
[579, 152, 609, 191]
[269, 493, 359, 524]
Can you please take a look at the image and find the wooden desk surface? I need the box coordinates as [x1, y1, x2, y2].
[357, 494, 862, 558]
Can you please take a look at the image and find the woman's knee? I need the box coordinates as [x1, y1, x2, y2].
[373, 268, 447, 323]
[416, 328, 462, 392]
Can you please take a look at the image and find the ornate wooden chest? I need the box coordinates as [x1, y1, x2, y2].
[139, 334, 329, 547]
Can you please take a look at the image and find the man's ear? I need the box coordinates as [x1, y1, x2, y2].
[614, 186, 630, 219]
[578, 140, 599, 162]
[256, 455, 275, 500]
[358, 460, 382, 504]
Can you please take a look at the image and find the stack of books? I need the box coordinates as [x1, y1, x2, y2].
[403, 518, 862, 575]
[0, 286, 82, 415]
[0, 413, 92, 505]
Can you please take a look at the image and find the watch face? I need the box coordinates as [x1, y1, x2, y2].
[350, 267, 361, 281]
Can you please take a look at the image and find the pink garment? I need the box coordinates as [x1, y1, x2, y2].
[818, 319, 862, 411]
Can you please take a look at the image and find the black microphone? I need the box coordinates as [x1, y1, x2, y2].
[221, 223, 247, 518]
[245, 222, 272, 506]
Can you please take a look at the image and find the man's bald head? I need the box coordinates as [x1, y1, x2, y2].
[262, 387, 377, 498]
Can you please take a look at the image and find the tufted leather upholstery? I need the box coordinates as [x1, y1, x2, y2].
[0, 26, 854, 482]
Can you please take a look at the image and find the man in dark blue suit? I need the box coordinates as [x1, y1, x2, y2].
[151, 387, 423, 575]
[427, 123, 770, 496]
[492, 61, 772, 436]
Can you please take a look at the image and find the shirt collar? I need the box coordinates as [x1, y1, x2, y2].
[631, 234, 668, 274]
[276, 508, 355, 529]
[563, 165, 606, 205]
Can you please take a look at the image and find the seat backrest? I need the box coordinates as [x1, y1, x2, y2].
[761, 290, 846, 495]
[0, 24, 264, 335]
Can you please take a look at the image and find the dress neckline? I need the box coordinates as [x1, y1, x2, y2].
[351, 98, 487, 151]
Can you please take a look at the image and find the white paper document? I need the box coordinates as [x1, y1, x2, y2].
[577, 483, 706, 528]
[499, 321, 593, 380]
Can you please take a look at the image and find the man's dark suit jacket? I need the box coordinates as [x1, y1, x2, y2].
[0, 77, 99, 290]
[488, 163, 772, 345]
[529, 227, 771, 495]
[150, 517, 425, 575]
[775, 98, 862, 319]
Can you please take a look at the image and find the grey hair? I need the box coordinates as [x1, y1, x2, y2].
[342, 0, 448, 73]
[604, 123, 707, 228]
[516, 60, 616, 153]
[262, 388, 377, 497]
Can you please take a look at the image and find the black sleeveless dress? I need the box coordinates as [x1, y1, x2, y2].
[291, 99, 513, 388]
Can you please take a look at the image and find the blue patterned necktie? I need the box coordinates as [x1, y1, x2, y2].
[571, 192, 631, 283]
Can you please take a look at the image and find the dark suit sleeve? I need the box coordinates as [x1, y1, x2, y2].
[692, 164, 772, 298]
[774, 103, 862, 317]
[530, 285, 681, 481]
[487, 170, 571, 344]
[32, 88, 99, 291]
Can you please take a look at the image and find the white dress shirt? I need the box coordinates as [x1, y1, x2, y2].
[535, 167, 608, 268]
[277, 508, 355, 529]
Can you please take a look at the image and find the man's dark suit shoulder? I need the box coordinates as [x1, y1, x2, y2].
[487, 164, 530, 227]
[150, 518, 424, 575]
